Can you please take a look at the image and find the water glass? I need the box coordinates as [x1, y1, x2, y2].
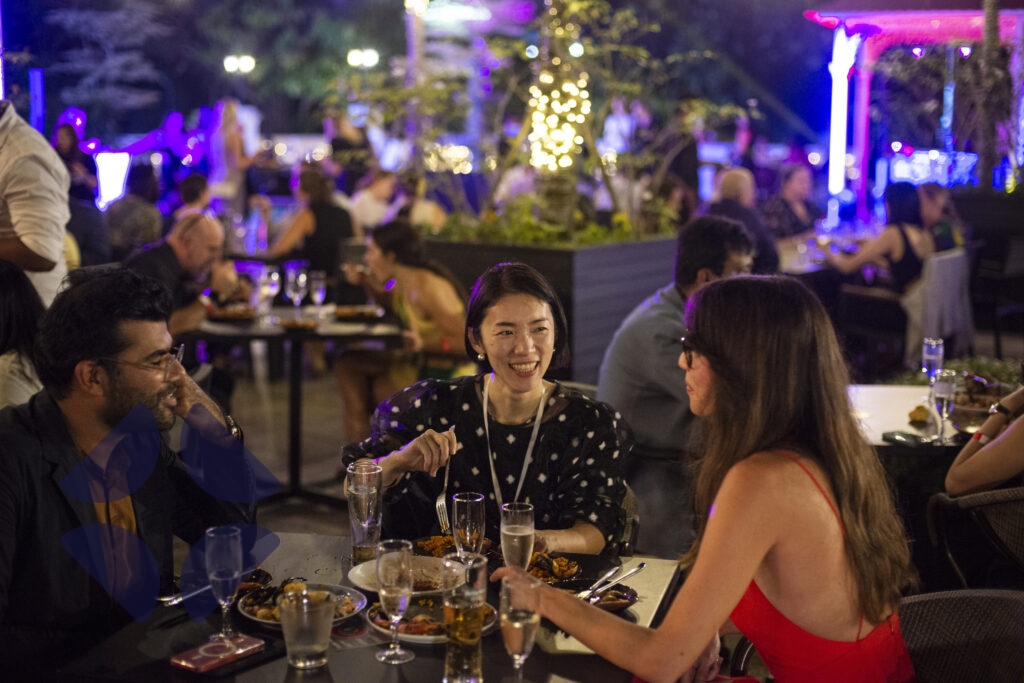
[204, 525, 242, 643]
[500, 502, 535, 570]
[376, 539, 415, 665]
[285, 268, 308, 319]
[346, 461, 383, 566]
[933, 369, 958, 445]
[922, 337, 944, 386]
[452, 492, 486, 559]
[277, 589, 338, 669]
[309, 270, 327, 312]
[442, 552, 488, 683]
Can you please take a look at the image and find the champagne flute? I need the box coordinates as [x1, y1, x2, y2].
[500, 502, 535, 570]
[375, 539, 415, 664]
[500, 575, 540, 683]
[258, 266, 280, 323]
[933, 369, 957, 445]
[285, 268, 308, 321]
[309, 270, 327, 317]
[205, 525, 243, 644]
[452, 492, 486, 560]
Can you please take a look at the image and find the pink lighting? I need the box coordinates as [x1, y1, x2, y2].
[959, 45, 972, 58]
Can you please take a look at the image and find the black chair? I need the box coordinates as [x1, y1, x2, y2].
[927, 487, 1024, 588]
[971, 234, 1024, 360]
[900, 589, 1024, 683]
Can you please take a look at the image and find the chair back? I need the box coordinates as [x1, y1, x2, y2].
[900, 589, 1024, 682]
[927, 487, 1024, 588]
[901, 247, 974, 368]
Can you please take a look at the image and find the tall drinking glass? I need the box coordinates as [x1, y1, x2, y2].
[922, 337, 944, 387]
[442, 552, 488, 682]
[500, 502, 534, 570]
[285, 268, 308, 321]
[452, 492, 486, 559]
[309, 270, 327, 316]
[376, 539, 415, 664]
[500, 575, 540, 683]
[257, 266, 280, 323]
[933, 369, 958, 445]
[205, 525, 242, 643]
[346, 461, 383, 566]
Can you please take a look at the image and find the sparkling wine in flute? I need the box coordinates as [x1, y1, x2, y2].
[501, 608, 540, 659]
[209, 568, 241, 604]
[501, 525, 535, 570]
[935, 394, 954, 417]
[379, 587, 410, 620]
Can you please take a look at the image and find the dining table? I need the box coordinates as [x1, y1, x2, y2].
[181, 306, 403, 506]
[55, 532, 683, 683]
[848, 384, 966, 590]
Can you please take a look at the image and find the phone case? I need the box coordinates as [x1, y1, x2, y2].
[170, 634, 265, 672]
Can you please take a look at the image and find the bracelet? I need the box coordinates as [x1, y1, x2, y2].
[972, 432, 992, 445]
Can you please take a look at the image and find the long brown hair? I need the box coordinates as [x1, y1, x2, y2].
[680, 276, 915, 622]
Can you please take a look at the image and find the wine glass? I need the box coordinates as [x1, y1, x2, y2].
[205, 525, 243, 644]
[308, 270, 327, 317]
[375, 539, 415, 664]
[500, 502, 534, 570]
[500, 575, 540, 683]
[452, 492, 486, 559]
[257, 266, 280, 323]
[285, 268, 308, 321]
[933, 369, 958, 445]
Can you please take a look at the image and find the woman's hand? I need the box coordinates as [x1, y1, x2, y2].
[681, 633, 723, 683]
[342, 263, 368, 286]
[402, 328, 423, 353]
[390, 427, 459, 477]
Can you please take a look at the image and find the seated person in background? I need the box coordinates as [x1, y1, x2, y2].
[498, 276, 917, 683]
[946, 385, 1024, 496]
[124, 213, 246, 336]
[0, 267, 255, 673]
[170, 172, 211, 224]
[918, 182, 965, 252]
[760, 163, 822, 245]
[51, 123, 97, 204]
[269, 165, 357, 304]
[0, 260, 44, 408]
[824, 181, 934, 295]
[105, 164, 164, 262]
[598, 216, 752, 557]
[707, 168, 778, 274]
[336, 221, 474, 443]
[383, 174, 447, 233]
[349, 169, 399, 234]
[343, 262, 630, 554]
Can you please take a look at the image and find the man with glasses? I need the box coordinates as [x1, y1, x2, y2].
[0, 266, 255, 673]
[597, 216, 753, 557]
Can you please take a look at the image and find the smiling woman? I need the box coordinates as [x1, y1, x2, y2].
[341, 262, 631, 556]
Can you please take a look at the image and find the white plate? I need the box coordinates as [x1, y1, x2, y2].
[365, 602, 497, 645]
[237, 583, 367, 628]
[347, 556, 446, 595]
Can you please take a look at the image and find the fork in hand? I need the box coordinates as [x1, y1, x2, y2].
[435, 461, 451, 535]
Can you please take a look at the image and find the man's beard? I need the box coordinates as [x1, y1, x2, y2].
[102, 373, 178, 432]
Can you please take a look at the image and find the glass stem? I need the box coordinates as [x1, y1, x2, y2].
[221, 601, 233, 638]
[391, 620, 400, 652]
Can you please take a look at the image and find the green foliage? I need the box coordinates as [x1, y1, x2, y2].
[434, 194, 675, 247]
[888, 357, 1023, 387]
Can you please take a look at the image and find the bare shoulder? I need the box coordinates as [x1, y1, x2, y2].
[722, 451, 828, 508]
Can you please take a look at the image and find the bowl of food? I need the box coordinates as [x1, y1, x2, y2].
[950, 373, 1010, 435]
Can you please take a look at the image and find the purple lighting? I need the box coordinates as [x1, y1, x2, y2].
[959, 45, 972, 58]
[911, 46, 925, 58]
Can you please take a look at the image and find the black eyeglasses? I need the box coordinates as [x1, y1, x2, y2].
[680, 336, 697, 368]
[97, 345, 184, 380]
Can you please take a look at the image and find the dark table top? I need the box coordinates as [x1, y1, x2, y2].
[56, 533, 679, 683]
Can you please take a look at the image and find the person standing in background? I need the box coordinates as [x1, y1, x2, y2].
[0, 101, 69, 307]
[0, 260, 45, 408]
[207, 98, 254, 217]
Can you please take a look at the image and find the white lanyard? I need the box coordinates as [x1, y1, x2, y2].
[482, 374, 546, 507]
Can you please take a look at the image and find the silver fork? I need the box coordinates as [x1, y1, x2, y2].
[435, 462, 451, 534]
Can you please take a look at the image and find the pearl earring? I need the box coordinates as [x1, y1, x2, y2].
[477, 353, 485, 361]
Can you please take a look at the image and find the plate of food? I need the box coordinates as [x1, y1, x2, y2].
[347, 556, 445, 595]
[334, 304, 386, 322]
[365, 599, 497, 644]
[951, 373, 1012, 435]
[206, 303, 256, 322]
[237, 580, 367, 628]
[551, 579, 639, 613]
[414, 535, 494, 558]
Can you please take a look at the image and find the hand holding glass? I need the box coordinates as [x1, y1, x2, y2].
[376, 539, 415, 664]
[205, 525, 242, 643]
[500, 574, 541, 683]
[500, 502, 535, 570]
[452, 492, 486, 559]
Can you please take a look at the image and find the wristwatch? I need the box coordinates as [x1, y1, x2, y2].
[989, 402, 1011, 417]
